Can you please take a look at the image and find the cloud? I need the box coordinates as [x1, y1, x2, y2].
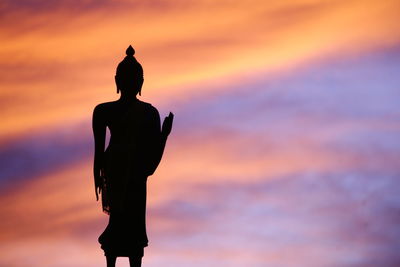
[1, 0, 399, 140]
[2, 48, 400, 186]
[0, 130, 398, 265]
[0, 120, 92, 184]
[145, 170, 400, 266]
[1, 1, 400, 266]
[3, 162, 399, 266]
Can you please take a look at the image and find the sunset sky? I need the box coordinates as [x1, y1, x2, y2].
[1, 0, 400, 266]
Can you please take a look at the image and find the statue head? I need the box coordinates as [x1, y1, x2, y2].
[115, 45, 144, 95]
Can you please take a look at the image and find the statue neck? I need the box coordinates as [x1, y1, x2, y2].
[119, 91, 138, 102]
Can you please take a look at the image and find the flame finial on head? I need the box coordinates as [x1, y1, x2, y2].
[126, 45, 135, 56]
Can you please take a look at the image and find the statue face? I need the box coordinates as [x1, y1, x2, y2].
[115, 74, 143, 94]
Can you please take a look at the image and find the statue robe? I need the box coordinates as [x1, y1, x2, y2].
[98, 100, 162, 257]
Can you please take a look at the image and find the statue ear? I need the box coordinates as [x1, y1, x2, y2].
[115, 75, 120, 94]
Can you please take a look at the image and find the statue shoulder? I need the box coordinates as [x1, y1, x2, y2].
[138, 100, 160, 117]
[93, 101, 118, 114]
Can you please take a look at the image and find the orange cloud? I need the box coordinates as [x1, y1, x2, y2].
[1, 0, 399, 140]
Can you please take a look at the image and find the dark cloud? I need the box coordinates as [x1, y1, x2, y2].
[0, 121, 92, 186]
[0, 0, 119, 14]
[0, 0, 193, 21]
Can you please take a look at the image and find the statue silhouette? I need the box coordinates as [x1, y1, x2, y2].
[92, 45, 174, 267]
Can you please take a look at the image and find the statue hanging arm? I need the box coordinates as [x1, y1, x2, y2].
[92, 105, 107, 201]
